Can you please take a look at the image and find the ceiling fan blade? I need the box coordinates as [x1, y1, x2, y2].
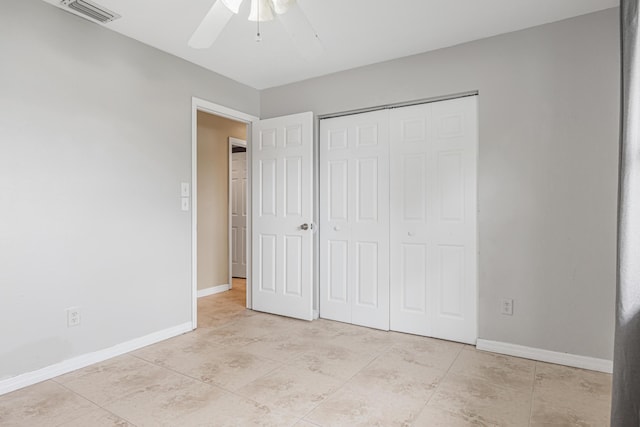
[277, 2, 323, 60]
[188, 0, 237, 49]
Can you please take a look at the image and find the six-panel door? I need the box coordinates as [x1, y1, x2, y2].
[319, 110, 390, 330]
[251, 112, 314, 321]
[389, 97, 478, 344]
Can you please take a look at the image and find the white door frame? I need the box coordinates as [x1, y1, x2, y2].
[228, 136, 247, 286]
[191, 97, 259, 329]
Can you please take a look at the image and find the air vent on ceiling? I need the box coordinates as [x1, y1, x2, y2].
[60, 0, 121, 24]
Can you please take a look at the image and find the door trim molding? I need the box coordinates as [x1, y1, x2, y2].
[191, 98, 258, 328]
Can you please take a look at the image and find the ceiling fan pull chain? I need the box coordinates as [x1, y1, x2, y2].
[256, 0, 262, 42]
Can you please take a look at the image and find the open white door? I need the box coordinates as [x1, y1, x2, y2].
[251, 112, 314, 321]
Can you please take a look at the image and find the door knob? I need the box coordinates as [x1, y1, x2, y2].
[334, 226, 341, 231]
[408, 231, 415, 237]
[300, 223, 310, 230]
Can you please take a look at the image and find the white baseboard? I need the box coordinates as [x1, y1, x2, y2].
[197, 284, 230, 298]
[476, 339, 613, 374]
[0, 322, 193, 396]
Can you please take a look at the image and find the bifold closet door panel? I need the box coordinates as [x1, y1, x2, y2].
[389, 103, 433, 337]
[390, 96, 478, 344]
[319, 110, 390, 330]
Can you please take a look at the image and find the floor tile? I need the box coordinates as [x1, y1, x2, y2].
[101, 379, 228, 427]
[427, 373, 532, 427]
[198, 321, 271, 347]
[306, 357, 443, 425]
[323, 327, 397, 356]
[284, 319, 345, 343]
[530, 362, 612, 426]
[381, 334, 464, 371]
[236, 365, 343, 418]
[0, 381, 97, 427]
[290, 342, 377, 380]
[295, 421, 321, 427]
[243, 332, 316, 363]
[529, 400, 608, 427]
[533, 362, 612, 400]
[136, 342, 282, 391]
[59, 408, 133, 426]
[171, 392, 298, 426]
[56, 355, 186, 406]
[305, 382, 427, 427]
[449, 347, 536, 389]
[197, 314, 236, 329]
[412, 405, 491, 426]
[232, 312, 305, 333]
[347, 354, 445, 402]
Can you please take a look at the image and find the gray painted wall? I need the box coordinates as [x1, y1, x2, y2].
[262, 9, 620, 360]
[0, 0, 259, 379]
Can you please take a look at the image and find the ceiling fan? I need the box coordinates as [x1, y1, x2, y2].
[189, 0, 323, 59]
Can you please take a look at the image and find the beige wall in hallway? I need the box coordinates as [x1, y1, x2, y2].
[197, 111, 246, 291]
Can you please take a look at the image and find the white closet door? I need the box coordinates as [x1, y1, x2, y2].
[320, 110, 390, 330]
[390, 96, 478, 344]
[389, 103, 433, 337]
[231, 151, 247, 278]
[252, 112, 314, 321]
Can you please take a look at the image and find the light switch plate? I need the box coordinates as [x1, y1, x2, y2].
[181, 182, 190, 197]
[181, 197, 189, 211]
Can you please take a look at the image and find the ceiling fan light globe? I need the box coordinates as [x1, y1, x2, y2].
[248, 0, 275, 22]
[221, 0, 244, 14]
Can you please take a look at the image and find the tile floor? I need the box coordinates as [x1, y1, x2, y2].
[0, 279, 612, 426]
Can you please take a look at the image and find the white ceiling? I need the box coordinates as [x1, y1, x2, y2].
[43, 0, 617, 90]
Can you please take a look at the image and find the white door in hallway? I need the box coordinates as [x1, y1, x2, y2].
[231, 150, 247, 278]
[251, 112, 314, 321]
[319, 110, 390, 330]
[390, 96, 478, 344]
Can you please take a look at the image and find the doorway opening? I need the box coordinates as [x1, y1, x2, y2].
[191, 98, 258, 329]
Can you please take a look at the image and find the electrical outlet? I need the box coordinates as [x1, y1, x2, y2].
[67, 307, 81, 327]
[501, 299, 514, 316]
